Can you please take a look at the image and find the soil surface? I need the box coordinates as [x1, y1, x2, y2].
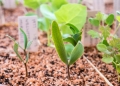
[0, 22, 107, 86]
[0, 2, 118, 86]
[84, 47, 120, 86]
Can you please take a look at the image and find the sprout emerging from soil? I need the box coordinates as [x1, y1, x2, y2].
[7, 28, 32, 77]
[88, 12, 120, 82]
[52, 21, 84, 79]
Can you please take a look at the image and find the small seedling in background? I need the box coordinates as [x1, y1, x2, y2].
[7, 28, 32, 77]
[52, 21, 84, 79]
[88, 12, 120, 82]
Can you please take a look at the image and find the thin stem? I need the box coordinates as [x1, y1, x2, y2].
[24, 49, 28, 77]
[24, 63, 28, 77]
[67, 65, 70, 79]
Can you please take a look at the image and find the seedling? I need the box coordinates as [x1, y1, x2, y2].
[24, 0, 67, 46]
[88, 12, 120, 82]
[52, 21, 84, 79]
[7, 28, 32, 77]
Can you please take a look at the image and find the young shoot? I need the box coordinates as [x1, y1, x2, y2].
[88, 12, 120, 82]
[52, 21, 84, 79]
[7, 28, 32, 77]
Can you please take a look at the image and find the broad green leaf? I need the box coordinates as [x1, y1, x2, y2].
[27, 41, 33, 49]
[89, 18, 100, 26]
[97, 43, 107, 52]
[51, 0, 68, 10]
[66, 23, 79, 34]
[87, 30, 100, 38]
[95, 12, 103, 21]
[99, 26, 110, 39]
[102, 40, 109, 46]
[60, 25, 72, 34]
[105, 14, 114, 25]
[20, 28, 28, 49]
[65, 44, 74, 58]
[24, 0, 41, 9]
[116, 16, 120, 22]
[104, 50, 112, 55]
[40, 4, 56, 20]
[102, 56, 113, 63]
[52, 21, 68, 64]
[55, 4, 87, 31]
[109, 38, 120, 50]
[63, 37, 76, 46]
[13, 43, 23, 62]
[72, 32, 82, 43]
[69, 41, 84, 65]
[25, 12, 36, 16]
[115, 54, 120, 63]
[25, 52, 30, 63]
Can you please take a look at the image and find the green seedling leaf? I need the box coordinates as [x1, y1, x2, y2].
[20, 28, 28, 49]
[102, 56, 113, 63]
[65, 43, 74, 58]
[40, 4, 56, 20]
[109, 38, 120, 50]
[102, 40, 109, 46]
[69, 41, 84, 65]
[13, 43, 23, 62]
[115, 54, 120, 63]
[52, 21, 68, 64]
[60, 25, 73, 34]
[25, 52, 30, 63]
[87, 30, 100, 38]
[24, 0, 41, 9]
[89, 18, 100, 26]
[95, 12, 103, 21]
[55, 4, 87, 31]
[105, 14, 114, 25]
[63, 37, 76, 46]
[27, 40, 33, 49]
[97, 43, 107, 52]
[66, 23, 79, 34]
[51, 0, 68, 10]
[99, 26, 110, 39]
[116, 16, 120, 22]
[73, 32, 82, 43]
